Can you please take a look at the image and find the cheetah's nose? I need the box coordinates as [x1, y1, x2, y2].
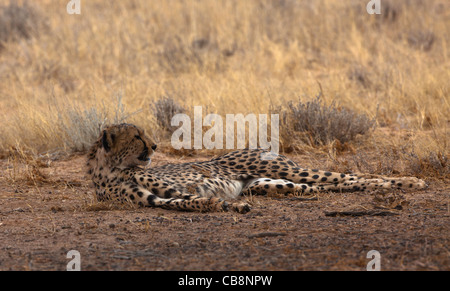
[151, 144, 157, 151]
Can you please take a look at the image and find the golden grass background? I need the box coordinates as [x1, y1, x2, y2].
[0, 0, 448, 177]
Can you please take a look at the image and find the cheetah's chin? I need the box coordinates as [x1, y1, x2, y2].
[143, 159, 152, 169]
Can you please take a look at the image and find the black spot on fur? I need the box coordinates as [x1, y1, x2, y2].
[147, 195, 156, 206]
[164, 189, 176, 198]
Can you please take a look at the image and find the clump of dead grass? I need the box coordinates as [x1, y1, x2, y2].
[277, 95, 376, 149]
[151, 96, 187, 133]
[56, 93, 139, 153]
[0, 1, 47, 49]
[56, 103, 108, 153]
[5, 145, 50, 186]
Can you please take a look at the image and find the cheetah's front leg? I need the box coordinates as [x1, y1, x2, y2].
[114, 182, 241, 212]
[132, 173, 251, 213]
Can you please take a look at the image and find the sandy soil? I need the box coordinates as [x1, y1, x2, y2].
[0, 152, 448, 271]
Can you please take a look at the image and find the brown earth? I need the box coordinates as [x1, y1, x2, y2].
[0, 151, 448, 271]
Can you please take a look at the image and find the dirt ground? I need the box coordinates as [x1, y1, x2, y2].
[0, 151, 448, 271]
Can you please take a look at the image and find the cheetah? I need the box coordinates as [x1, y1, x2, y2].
[86, 123, 427, 213]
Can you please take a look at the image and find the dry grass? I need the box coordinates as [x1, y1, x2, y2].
[0, 0, 448, 178]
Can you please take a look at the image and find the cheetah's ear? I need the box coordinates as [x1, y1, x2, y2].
[102, 130, 113, 152]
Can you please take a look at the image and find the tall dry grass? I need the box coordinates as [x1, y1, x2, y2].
[0, 0, 448, 176]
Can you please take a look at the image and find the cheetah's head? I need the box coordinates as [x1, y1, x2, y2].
[91, 123, 157, 169]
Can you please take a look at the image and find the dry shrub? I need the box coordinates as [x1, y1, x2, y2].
[5, 145, 50, 186]
[151, 96, 186, 133]
[0, 1, 47, 49]
[56, 103, 108, 153]
[57, 93, 141, 153]
[278, 95, 376, 148]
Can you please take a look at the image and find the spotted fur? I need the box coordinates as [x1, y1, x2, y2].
[86, 123, 427, 213]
